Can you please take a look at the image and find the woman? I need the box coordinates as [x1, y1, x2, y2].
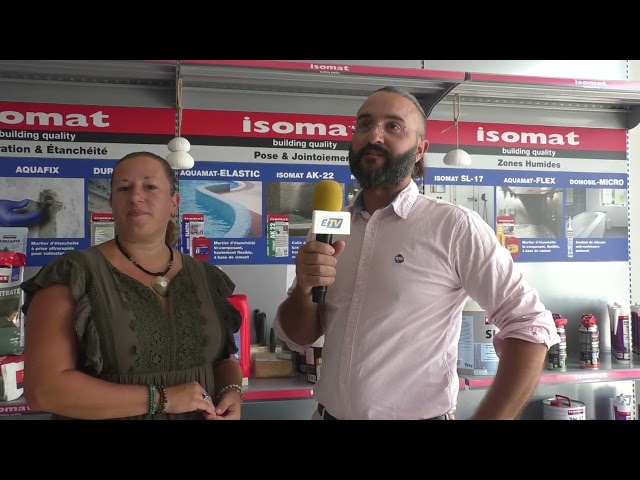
[21, 152, 244, 420]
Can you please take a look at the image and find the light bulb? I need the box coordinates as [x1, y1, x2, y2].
[443, 148, 472, 167]
[168, 136, 191, 152]
[166, 150, 195, 169]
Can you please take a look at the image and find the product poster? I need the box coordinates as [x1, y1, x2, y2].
[0, 101, 175, 266]
[0, 101, 628, 267]
[423, 121, 628, 262]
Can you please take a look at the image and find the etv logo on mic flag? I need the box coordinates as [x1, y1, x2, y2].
[311, 211, 351, 235]
[322, 218, 343, 228]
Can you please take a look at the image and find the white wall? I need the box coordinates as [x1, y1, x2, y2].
[423, 60, 628, 80]
[219, 264, 289, 341]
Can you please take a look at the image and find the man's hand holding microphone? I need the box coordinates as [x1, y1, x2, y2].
[294, 236, 346, 300]
[303, 179, 351, 304]
[278, 180, 350, 346]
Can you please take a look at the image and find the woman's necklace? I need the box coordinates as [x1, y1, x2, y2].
[115, 236, 174, 297]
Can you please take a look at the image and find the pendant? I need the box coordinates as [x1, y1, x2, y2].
[151, 276, 170, 297]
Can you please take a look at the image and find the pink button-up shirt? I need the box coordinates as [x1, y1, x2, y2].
[274, 181, 560, 420]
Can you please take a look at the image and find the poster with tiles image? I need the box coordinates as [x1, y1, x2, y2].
[422, 120, 628, 263]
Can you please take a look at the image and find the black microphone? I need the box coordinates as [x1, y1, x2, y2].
[309, 180, 350, 303]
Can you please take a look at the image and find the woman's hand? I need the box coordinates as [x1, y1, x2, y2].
[165, 381, 217, 416]
[202, 391, 242, 420]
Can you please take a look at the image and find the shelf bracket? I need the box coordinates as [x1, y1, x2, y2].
[626, 106, 640, 129]
[414, 81, 463, 119]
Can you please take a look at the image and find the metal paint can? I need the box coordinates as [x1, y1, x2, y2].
[578, 314, 600, 369]
[543, 395, 586, 420]
[610, 394, 634, 420]
[546, 313, 567, 371]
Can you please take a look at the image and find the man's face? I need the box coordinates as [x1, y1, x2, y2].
[348, 91, 427, 189]
[349, 143, 418, 190]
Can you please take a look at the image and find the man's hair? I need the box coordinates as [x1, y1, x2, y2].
[373, 86, 427, 138]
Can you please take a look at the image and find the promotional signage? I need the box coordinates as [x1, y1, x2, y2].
[0, 101, 628, 266]
[424, 121, 628, 262]
[0, 101, 175, 266]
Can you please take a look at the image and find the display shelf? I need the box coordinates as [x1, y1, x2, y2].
[0, 374, 464, 415]
[243, 374, 314, 401]
[462, 353, 640, 389]
[0, 60, 175, 86]
[244, 374, 466, 401]
[0, 396, 40, 417]
[3, 60, 640, 127]
[0, 376, 315, 417]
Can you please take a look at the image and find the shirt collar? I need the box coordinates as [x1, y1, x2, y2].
[350, 181, 419, 220]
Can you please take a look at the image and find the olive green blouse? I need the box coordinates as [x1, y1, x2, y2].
[21, 247, 241, 420]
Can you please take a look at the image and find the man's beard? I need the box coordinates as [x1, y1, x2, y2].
[348, 143, 418, 189]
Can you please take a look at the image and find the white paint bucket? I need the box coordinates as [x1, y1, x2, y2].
[457, 299, 499, 376]
[542, 395, 586, 420]
[610, 394, 634, 420]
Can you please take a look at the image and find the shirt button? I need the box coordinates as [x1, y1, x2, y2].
[340, 378, 346, 384]
[345, 336, 351, 343]
[368, 224, 375, 230]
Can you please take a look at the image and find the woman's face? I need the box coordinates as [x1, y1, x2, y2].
[109, 155, 179, 241]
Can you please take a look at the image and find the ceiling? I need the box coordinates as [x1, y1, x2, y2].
[2, 60, 640, 127]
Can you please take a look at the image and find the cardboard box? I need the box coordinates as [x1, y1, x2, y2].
[253, 352, 295, 378]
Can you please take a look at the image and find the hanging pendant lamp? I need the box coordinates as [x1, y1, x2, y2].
[166, 60, 195, 170]
[442, 94, 471, 167]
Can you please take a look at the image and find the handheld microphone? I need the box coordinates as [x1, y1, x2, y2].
[310, 180, 351, 304]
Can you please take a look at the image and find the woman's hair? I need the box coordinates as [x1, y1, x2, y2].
[110, 152, 180, 246]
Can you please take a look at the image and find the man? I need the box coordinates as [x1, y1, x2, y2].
[273, 86, 560, 420]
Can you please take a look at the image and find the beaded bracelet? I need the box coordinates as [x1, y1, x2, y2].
[148, 384, 156, 415]
[156, 385, 167, 415]
[216, 384, 243, 404]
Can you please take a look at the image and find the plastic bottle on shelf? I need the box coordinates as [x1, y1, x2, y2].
[547, 313, 568, 371]
[578, 314, 600, 369]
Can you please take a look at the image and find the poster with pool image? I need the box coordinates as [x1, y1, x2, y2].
[91, 178, 270, 265]
[178, 179, 264, 264]
[179, 180, 263, 238]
